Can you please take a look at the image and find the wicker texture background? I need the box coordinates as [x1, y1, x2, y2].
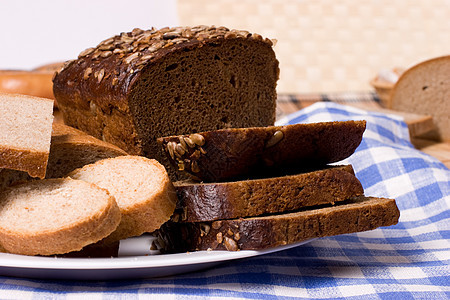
[178, 0, 450, 94]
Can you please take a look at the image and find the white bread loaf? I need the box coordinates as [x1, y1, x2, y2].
[390, 55, 450, 141]
[0, 93, 54, 178]
[0, 178, 121, 256]
[69, 156, 177, 243]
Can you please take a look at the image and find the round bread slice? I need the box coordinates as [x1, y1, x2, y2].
[390, 55, 450, 141]
[0, 178, 121, 256]
[68, 156, 177, 243]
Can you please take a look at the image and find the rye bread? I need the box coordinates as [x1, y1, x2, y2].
[174, 165, 364, 222]
[158, 120, 366, 182]
[157, 196, 400, 252]
[0, 93, 54, 179]
[53, 26, 279, 180]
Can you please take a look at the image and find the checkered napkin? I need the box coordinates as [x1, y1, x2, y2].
[1, 102, 448, 299]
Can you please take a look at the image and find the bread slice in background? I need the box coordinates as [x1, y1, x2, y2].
[174, 165, 364, 222]
[69, 156, 177, 243]
[157, 196, 400, 252]
[0, 178, 121, 256]
[0, 93, 54, 178]
[158, 120, 366, 182]
[390, 55, 449, 141]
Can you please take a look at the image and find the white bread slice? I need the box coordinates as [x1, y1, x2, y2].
[0, 124, 127, 190]
[0, 93, 54, 178]
[390, 55, 450, 141]
[69, 156, 177, 243]
[0, 178, 121, 256]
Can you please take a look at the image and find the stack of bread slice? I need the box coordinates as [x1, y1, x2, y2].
[155, 121, 400, 252]
[0, 93, 177, 256]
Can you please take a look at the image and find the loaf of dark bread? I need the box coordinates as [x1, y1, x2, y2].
[158, 120, 366, 182]
[157, 196, 400, 252]
[53, 26, 279, 179]
[174, 165, 364, 222]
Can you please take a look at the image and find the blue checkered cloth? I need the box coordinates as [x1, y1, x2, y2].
[1, 102, 449, 299]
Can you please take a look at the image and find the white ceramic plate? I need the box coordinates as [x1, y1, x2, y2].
[0, 237, 312, 280]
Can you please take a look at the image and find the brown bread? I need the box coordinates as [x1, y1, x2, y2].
[53, 26, 279, 179]
[174, 165, 364, 222]
[158, 120, 366, 182]
[157, 196, 400, 252]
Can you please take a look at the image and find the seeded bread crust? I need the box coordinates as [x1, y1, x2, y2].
[53, 26, 279, 180]
[158, 120, 366, 182]
[158, 196, 400, 252]
[0, 178, 121, 256]
[174, 165, 364, 222]
[390, 55, 450, 141]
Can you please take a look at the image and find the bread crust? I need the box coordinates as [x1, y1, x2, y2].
[174, 165, 364, 222]
[0, 146, 49, 179]
[68, 156, 177, 244]
[158, 196, 400, 252]
[159, 120, 366, 182]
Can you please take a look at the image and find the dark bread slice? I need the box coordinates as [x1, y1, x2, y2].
[158, 120, 366, 182]
[174, 165, 364, 222]
[53, 26, 279, 180]
[157, 196, 400, 252]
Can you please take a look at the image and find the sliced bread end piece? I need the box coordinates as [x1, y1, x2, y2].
[69, 156, 177, 243]
[0, 178, 121, 256]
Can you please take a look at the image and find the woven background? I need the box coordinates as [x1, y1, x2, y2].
[178, 0, 450, 94]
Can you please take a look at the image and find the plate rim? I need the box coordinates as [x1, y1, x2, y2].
[0, 239, 312, 271]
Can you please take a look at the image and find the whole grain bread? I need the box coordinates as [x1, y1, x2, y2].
[157, 196, 400, 252]
[69, 156, 177, 243]
[53, 26, 279, 180]
[158, 120, 366, 182]
[0, 93, 54, 179]
[0, 178, 121, 256]
[390, 55, 450, 141]
[174, 165, 364, 222]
